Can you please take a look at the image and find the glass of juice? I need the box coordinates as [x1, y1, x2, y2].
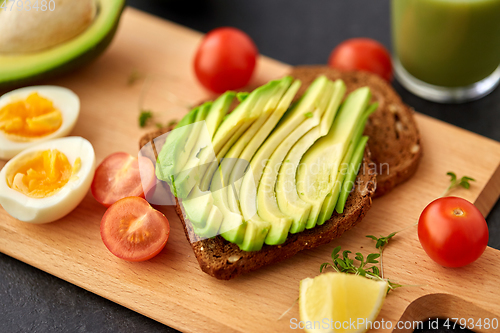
[391, 0, 500, 103]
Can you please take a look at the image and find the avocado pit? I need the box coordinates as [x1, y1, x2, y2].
[0, 0, 97, 54]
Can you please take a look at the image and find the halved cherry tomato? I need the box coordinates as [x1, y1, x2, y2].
[328, 38, 393, 82]
[100, 196, 170, 261]
[91, 152, 155, 207]
[418, 197, 489, 268]
[194, 27, 258, 93]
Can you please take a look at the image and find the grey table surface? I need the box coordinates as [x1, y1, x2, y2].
[1, 1, 498, 332]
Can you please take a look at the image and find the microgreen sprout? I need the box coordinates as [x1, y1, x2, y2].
[320, 245, 403, 294]
[139, 110, 153, 128]
[366, 232, 397, 279]
[441, 172, 475, 197]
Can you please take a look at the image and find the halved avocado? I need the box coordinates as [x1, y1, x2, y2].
[0, 0, 125, 90]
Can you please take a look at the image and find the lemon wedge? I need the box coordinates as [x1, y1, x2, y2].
[299, 272, 387, 333]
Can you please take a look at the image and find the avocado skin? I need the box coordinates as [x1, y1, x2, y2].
[0, 1, 125, 91]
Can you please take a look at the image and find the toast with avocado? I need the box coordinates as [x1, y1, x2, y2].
[139, 69, 421, 279]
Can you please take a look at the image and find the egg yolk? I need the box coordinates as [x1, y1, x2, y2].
[7, 149, 81, 198]
[0, 93, 63, 140]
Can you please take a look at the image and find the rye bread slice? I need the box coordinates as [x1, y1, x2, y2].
[289, 66, 422, 197]
[139, 127, 375, 279]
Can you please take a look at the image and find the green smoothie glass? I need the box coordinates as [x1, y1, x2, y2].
[392, 0, 500, 103]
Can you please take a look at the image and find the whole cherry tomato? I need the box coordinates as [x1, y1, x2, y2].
[418, 197, 489, 268]
[194, 27, 258, 93]
[328, 38, 393, 82]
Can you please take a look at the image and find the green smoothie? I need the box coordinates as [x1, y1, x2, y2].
[392, 0, 500, 87]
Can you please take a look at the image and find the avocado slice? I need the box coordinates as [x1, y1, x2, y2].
[226, 80, 302, 214]
[195, 101, 213, 123]
[175, 106, 200, 129]
[204, 77, 294, 243]
[167, 102, 214, 199]
[205, 92, 237, 139]
[180, 77, 293, 241]
[199, 77, 293, 192]
[213, 79, 300, 244]
[199, 119, 256, 191]
[335, 135, 370, 214]
[157, 92, 235, 198]
[210, 112, 273, 244]
[178, 78, 284, 195]
[276, 80, 346, 234]
[238, 76, 331, 251]
[317, 102, 378, 224]
[191, 205, 224, 239]
[155, 106, 200, 196]
[212, 79, 285, 155]
[257, 81, 335, 245]
[206, 186, 245, 241]
[155, 101, 211, 198]
[238, 218, 271, 252]
[172, 94, 236, 192]
[297, 87, 371, 229]
[181, 186, 214, 228]
[0, 0, 125, 89]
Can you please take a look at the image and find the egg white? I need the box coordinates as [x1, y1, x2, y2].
[0, 136, 95, 224]
[0, 85, 80, 160]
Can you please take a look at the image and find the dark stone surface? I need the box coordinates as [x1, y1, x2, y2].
[0, 252, 173, 333]
[1, 0, 499, 332]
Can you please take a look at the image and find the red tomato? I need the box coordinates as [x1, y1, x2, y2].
[328, 38, 393, 81]
[91, 152, 155, 208]
[194, 27, 258, 93]
[418, 197, 489, 268]
[100, 196, 170, 261]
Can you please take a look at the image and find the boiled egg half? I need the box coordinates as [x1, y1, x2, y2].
[0, 136, 95, 224]
[0, 85, 80, 159]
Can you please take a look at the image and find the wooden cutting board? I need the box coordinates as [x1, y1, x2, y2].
[1, 8, 500, 333]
